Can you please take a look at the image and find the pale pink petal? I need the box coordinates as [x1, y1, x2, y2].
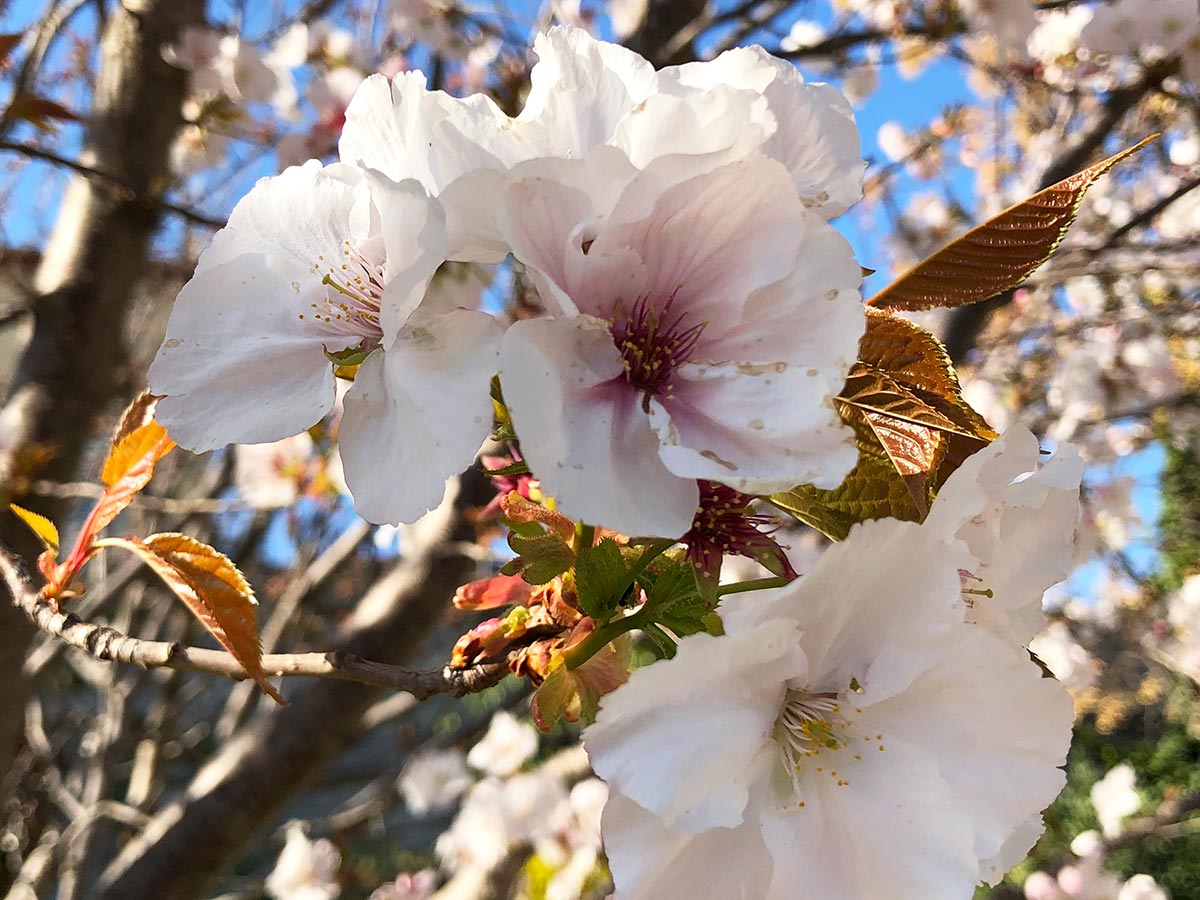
[499, 317, 698, 538]
[339, 308, 501, 524]
[649, 360, 857, 493]
[592, 156, 806, 331]
[586, 619, 806, 832]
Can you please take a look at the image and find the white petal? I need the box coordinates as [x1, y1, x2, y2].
[201, 160, 365, 272]
[364, 172, 447, 340]
[339, 308, 501, 524]
[722, 519, 964, 704]
[762, 740, 979, 900]
[662, 47, 865, 217]
[611, 85, 774, 170]
[521, 26, 657, 158]
[586, 618, 807, 833]
[925, 425, 1043, 538]
[498, 317, 698, 538]
[979, 815, 1046, 886]
[928, 426, 1084, 646]
[864, 625, 1074, 866]
[649, 359, 857, 493]
[339, 72, 515, 192]
[150, 255, 340, 451]
[601, 792, 773, 900]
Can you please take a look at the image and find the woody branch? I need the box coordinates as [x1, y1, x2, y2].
[0, 542, 509, 700]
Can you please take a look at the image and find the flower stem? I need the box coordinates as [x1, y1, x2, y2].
[563, 538, 677, 670]
[716, 575, 792, 597]
[564, 609, 649, 670]
[614, 538, 676, 599]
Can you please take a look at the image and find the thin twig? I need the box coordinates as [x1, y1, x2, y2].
[0, 140, 225, 228]
[1, 542, 509, 700]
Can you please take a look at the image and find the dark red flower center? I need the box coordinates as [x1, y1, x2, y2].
[610, 293, 705, 411]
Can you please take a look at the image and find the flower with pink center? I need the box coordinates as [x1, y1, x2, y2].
[149, 160, 501, 525]
[683, 481, 797, 590]
[495, 151, 864, 538]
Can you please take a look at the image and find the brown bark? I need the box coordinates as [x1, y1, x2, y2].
[0, 0, 206, 785]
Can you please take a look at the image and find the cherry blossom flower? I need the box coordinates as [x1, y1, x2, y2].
[369, 870, 436, 900]
[234, 433, 316, 509]
[1091, 763, 1141, 838]
[399, 749, 472, 815]
[265, 823, 341, 900]
[495, 153, 863, 537]
[340, 26, 865, 260]
[1119, 875, 1169, 900]
[436, 771, 570, 873]
[1083, 0, 1200, 82]
[149, 160, 501, 525]
[466, 710, 539, 776]
[924, 425, 1084, 647]
[608, 0, 648, 38]
[585, 517, 1075, 899]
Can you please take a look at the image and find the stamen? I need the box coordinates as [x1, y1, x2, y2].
[302, 240, 386, 341]
[774, 686, 874, 804]
[610, 292, 706, 411]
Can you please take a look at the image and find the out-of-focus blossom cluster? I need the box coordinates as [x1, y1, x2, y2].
[1023, 765, 1168, 900]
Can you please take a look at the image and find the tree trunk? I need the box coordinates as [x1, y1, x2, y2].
[0, 0, 206, 787]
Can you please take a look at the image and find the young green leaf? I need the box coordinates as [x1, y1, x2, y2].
[867, 135, 1158, 311]
[506, 532, 574, 585]
[640, 557, 711, 636]
[574, 538, 629, 619]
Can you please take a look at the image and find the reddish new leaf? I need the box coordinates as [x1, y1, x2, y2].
[867, 136, 1158, 311]
[0, 34, 21, 68]
[3, 95, 79, 132]
[90, 399, 175, 536]
[115, 534, 283, 703]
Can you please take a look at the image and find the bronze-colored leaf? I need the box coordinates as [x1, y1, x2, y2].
[119, 534, 283, 704]
[769, 310, 995, 538]
[3, 95, 79, 132]
[867, 136, 1158, 311]
[768, 413, 923, 541]
[0, 34, 21, 67]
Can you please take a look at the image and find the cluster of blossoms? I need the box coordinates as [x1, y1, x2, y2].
[1023, 764, 1169, 900]
[150, 24, 1088, 899]
[163, 1, 503, 177]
